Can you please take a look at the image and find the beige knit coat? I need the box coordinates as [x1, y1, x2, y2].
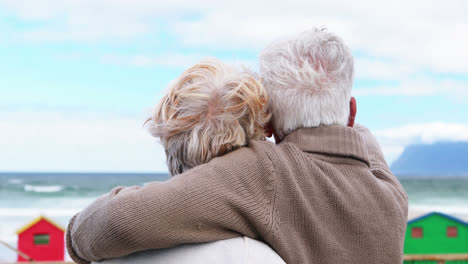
[67, 125, 408, 264]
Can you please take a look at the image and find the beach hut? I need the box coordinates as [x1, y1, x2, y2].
[404, 212, 468, 263]
[15, 215, 65, 262]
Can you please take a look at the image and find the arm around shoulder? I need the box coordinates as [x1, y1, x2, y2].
[66, 149, 276, 263]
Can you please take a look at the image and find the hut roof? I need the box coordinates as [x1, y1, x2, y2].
[408, 212, 468, 227]
[16, 215, 65, 235]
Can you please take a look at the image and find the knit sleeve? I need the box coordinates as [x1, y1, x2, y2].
[66, 146, 276, 264]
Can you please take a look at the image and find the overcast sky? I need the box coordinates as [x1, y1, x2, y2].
[1, 0, 467, 172]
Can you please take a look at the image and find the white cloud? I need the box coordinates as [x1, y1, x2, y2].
[18, 15, 153, 41]
[100, 54, 257, 69]
[167, 0, 468, 75]
[1, 0, 160, 41]
[376, 122, 468, 144]
[354, 57, 420, 80]
[101, 54, 203, 68]
[0, 111, 168, 172]
[354, 77, 468, 98]
[1, 0, 468, 117]
[2, 0, 468, 74]
[1, 112, 466, 174]
[171, 14, 352, 50]
[373, 122, 468, 164]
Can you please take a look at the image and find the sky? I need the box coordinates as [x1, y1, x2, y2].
[1, 0, 468, 173]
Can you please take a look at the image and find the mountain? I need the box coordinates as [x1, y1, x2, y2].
[391, 141, 468, 177]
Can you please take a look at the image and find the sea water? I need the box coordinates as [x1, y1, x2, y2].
[401, 177, 468, 216]
[0, 172, 167, 261]
[1, 173, 468, 261]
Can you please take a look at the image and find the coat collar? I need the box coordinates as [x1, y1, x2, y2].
[281, 125, 370, 167]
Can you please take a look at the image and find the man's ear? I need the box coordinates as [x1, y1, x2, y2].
[347, 97, 357, 127]
[264, 122, 274, 138]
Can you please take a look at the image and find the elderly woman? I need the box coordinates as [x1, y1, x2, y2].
[95, 58, 284, 263]
[149, 58, 270, 176]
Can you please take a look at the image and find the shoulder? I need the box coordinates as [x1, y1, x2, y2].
[177, 140, 279, 188]
[206, 140, 278, 170]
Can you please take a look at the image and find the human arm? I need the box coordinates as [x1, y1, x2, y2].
[66, 147, 276, 264]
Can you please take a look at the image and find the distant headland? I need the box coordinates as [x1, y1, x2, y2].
[391, 141, 468, 177]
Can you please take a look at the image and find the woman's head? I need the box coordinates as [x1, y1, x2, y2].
[147, 58, 270, 176]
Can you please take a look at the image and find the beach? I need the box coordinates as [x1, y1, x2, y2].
[1, 173, 468, 262]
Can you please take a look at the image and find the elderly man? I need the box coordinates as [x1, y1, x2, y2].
[67, 28, 408, 264]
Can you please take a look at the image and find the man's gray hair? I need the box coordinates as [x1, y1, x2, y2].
[146, 58, 270, 176]
[259, 28, 354, 139]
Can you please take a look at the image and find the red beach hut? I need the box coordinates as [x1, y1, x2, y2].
[15, 215, 65, 262]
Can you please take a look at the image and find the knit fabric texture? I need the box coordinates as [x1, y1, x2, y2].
[67, 124, 408, 264]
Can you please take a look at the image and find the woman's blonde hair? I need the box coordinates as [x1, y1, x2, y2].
[146, 58, 270, 176]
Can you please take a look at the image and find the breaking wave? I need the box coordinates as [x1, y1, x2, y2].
[24, 184, 64, 193]
[7, 178, 22, 184]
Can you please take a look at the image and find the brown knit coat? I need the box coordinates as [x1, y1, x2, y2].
[67, 125, 408, 264]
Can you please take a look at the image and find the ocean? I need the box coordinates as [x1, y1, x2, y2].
[1, 172, 468, 261]
[0, 172, 167, 261]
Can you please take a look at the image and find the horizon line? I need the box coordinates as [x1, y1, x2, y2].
[0, 171, 169, 174]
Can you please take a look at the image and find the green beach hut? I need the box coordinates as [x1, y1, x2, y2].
[404, 212, 468, 263]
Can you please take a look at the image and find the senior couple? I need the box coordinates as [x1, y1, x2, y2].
[67, 29, 408, 264]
